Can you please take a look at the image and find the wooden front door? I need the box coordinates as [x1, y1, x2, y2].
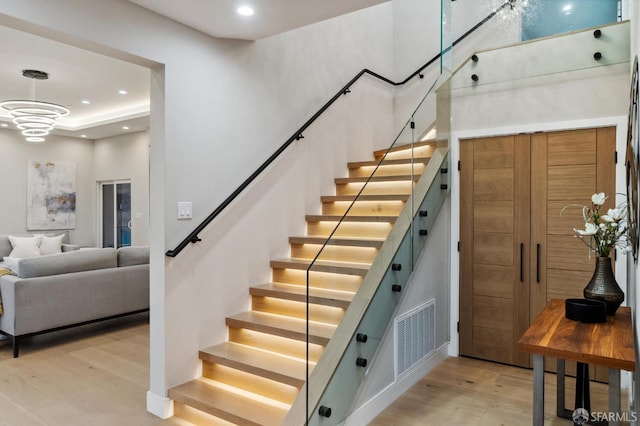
[459, 127, 616, 371]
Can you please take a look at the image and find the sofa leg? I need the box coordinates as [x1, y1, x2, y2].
[12, 336, 19, 358]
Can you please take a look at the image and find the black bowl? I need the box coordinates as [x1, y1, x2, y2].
[565, 298, 607, 323]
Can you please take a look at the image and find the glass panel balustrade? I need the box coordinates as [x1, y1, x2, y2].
[302, 72, 451, 423]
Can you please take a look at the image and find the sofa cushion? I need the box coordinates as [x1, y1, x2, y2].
[39, 234, 65, 255]
[2, 257, 19, 274]
[117, 246, 149, 267]
[16, 248, 117, 278]
[0, 233, 71, 258]
[0, 237, 11, 259]
[8, 235, 42, 258]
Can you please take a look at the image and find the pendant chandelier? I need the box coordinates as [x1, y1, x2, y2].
[0, 69, 69, 143]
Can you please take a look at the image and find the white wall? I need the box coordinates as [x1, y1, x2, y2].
[94, 131, 150, 247]
[0, 0, 397, 414]
[392, 0, 522, 137]
[0, 128, 95, 246]
[0, 127, 150, 248]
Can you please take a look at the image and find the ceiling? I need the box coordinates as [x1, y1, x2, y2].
[0, 25, 150, 141]
[0, 1, 386, 142]
[128, 0, 389, 40]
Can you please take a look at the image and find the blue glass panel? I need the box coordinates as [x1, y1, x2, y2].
[522, 0, 619, 41]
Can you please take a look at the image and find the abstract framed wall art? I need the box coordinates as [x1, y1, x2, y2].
[27, 160, 76, 230]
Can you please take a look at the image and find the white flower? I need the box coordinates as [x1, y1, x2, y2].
[575, 222, 598, 236]
[564, 193, 628, 257]
[607, 207, 624, 221]
[592, 193, 606, 205]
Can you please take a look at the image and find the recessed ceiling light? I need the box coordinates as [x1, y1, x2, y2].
[0, 123, 8, 127]
[81, 134, 87, 138]
[237, 6, 254, 16]
[81, 100, 90, 105]
[122, 126, 129, 130]
[562, 3, 573, 12]
[118, 89, 128, 95]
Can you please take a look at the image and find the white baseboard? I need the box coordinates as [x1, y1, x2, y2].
[147, 390, 174, 419]
[345, 343, 449, 426]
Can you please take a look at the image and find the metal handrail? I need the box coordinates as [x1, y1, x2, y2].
[165, 0, 514, 257]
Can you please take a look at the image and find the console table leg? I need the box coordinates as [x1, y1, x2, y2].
[533, 354, 544, 426]
[557, 359, 566, 418]
[609, 368, 621, 426]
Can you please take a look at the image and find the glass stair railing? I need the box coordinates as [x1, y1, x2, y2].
[450, 20, 630, 92]
[281, 73, 452, 425]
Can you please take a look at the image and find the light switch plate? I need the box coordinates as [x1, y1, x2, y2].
[177, 202, 192, 220]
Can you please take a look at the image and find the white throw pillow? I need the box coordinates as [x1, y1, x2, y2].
[2, 256, 20, 274]
[8, 235, 42, 258]
[40, 234, 65, 255]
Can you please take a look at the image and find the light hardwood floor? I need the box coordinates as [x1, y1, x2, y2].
[0, 312, 188, 426]
[0, 316, 628, 426]
[371, 356, 631, 426]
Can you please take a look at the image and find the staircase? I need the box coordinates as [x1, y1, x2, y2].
[169, 141, 436, 425]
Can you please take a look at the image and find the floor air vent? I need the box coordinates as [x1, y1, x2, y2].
[394, 299, 436, 380]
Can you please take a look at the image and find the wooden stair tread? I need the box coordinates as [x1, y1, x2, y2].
[321, 194, 409, 202]
[335, 175, 419, 184]
[373, 140, 434, 157]
[169, 378, 287, 426]
[270, 257, 370, 276]
[305, 214, 397, 223]
[226, 311, 335, 346]
[289, 235, 385, 248]
[200, 342, 307, 387]
[251, 282, 354, 308]
[347, 156, 431, 168]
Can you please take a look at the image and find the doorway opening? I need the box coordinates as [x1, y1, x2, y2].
[98, 180, 132, 248]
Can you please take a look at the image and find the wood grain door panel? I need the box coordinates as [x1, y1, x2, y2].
[474, 234, 514, 266]
[474, 200, 514, 234]
[460, 127, 615, 374]
[547, 128, 597, 166]
[547, 165, 597, 201]
[473, 168, 514, 201]
[473, 327, 513, 365]
[460, 135, 529, 367]
[473, 264, 515, 298]
[473, 295, 513, 331]
[473, 136, 515, 168]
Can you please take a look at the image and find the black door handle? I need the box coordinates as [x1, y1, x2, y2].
[536, 244, 541, 283]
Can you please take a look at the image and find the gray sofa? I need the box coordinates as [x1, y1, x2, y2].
[0, 239, 149, 357]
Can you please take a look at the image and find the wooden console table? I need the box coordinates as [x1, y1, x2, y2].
[517, 299, 635, 426]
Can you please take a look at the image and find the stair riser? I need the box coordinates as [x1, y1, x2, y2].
[290, 243, 379, 264]
[203, 362, 301, 404]
[228, 327, 324, 363]
[348, 164, 426, 178]
[307, 221, 393, 239]
[335, 181, 413, 196]
[252, 296, 346, 325]
[321, 200, 405, 216]
[226, 318, 330, 346]
[250, 285, 353, 309]
[169, 388, 269, 426]
[272, 268, 362, 293]
[174, 403, 241, 426]
[289, 236, 384, 249]
[271, 262, 368, 277]
[374, 143, 435, 160]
